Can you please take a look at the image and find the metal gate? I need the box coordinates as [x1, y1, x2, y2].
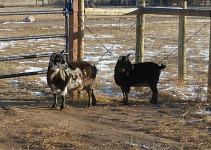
[0, 9, 66, 79]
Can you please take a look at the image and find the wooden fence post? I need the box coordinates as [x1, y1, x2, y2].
[78, 0, 84, 60]
[65, 0, 69, 57]
[135, 0, 145, 63]
[178, 0, 187, 83]
[69, 0, 78, 61]
[207, 18, 211, 100]
[66, 0, 79, 99]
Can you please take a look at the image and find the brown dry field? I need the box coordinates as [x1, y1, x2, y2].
[0, 6, 211, 149]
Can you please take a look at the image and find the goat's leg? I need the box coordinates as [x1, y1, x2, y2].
[91, 89, 96, 106]
[85, 87, 96, 107]
[52, 93, 58, 108]
[60, 95, 66, 110]
[88, 93, 91, 107]
[121, 86, 130, 105]
[121, 91, 126, 103]
[124, 92, 129, 105]
[121, 87, 126, 103]
[149, 84, 158, 104]
[85, 87, 91, 107]
[60, 87, 67, 110]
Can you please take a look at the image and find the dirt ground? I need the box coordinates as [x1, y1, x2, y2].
[0, 93, 210, 150]
[0, 6, 211, 150]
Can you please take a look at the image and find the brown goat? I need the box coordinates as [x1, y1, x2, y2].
[47, 50, 97, 110]
[114, 54, 166, 105]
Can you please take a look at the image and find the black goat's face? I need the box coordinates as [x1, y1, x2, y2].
[49, 51, 67, 68]
[117, 54, 134, 73]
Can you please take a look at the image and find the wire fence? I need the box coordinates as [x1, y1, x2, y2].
[0, 6, 210, 104]
[84, 10, 210, 100]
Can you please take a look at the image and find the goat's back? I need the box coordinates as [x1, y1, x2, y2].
[68, 61, 97, 79]
[132, 62, 165, 73]
[115, 62, 165, 86]
[129, 62, 165, 80]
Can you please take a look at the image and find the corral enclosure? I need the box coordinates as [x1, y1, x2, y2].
[0, 5, 211, 150]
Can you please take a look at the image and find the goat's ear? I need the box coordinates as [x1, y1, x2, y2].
[60, 49, 65, 54]
[118, 56, 122, 61]
[51, 53, 56, 59]
[126, 53, 131, 58]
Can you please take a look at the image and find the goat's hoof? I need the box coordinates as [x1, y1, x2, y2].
[87, 102, 91, 107]
[92, 101, 96, 106]
[52, 104, 57, 108]
[60, 105, 65, 110]
[150, 100, 157, 104]
[123, 101, 129, 105]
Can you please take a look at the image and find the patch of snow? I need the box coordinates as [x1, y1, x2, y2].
[20, 61, 36, 64]
[187, 119, 204, 123]
[87, 24, 129, 27]
[8, 79, 19, 87]
[38, 60, 49, 63]
[196, 108, 211, 115]
[52, 26, 64, 29]
[0, 28, 13, 31]
[2, 21, 31, 25]
[32, 91, 44, 96]
[85, 34, 115, 39]
[24, 67, 45, 72]
[39, 77, 47, 84]
[199, 49, 209, 62]
[0, 41, 17, 49]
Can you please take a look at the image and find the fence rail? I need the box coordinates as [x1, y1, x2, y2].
[0, 10, 64, 16]
[128, 7, 211, 16]
[0, 71, 47, 79]
[0, 34, 67, 42]
[0, 53, 53, 61]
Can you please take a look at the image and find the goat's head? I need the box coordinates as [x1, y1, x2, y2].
[48, 50, 67, 69]
[116, 54, 134, 74]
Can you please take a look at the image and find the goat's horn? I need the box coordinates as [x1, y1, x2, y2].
[61, 49, 65, 54]
[127, 53, 131, 57]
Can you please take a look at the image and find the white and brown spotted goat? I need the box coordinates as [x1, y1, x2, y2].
[47, 50, 97, 110]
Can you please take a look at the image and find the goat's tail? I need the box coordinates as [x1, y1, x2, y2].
[91, 64, 97, 78]
[159, 64, 166, 69]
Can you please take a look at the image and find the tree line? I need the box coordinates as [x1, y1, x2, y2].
[87, 0, 210, 6]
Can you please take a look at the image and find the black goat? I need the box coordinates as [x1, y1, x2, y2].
[114, 54, 166, 105]
[47, 50, 97, 110]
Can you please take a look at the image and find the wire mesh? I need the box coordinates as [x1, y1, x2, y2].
[84, 11, 210, 101]
[84, 14, 137, 98]
[143, 14, 210, 100]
